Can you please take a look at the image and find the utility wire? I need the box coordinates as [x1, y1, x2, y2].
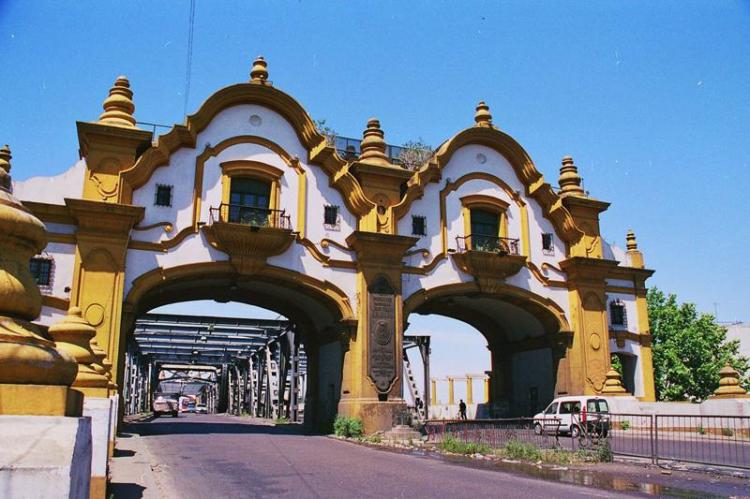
[183, 0, 196, 116]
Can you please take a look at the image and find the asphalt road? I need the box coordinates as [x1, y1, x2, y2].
[118, 413, 635, 499]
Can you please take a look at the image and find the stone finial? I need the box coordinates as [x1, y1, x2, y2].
[0, 143, 78, 399]
[98, 76, 137, 128]
[0, 144, 12, 192]
[558, 156, 586, 198]
[358, 118, 390, 166]
[711, 363, 749, 398]
[626, 229, 638, 250]
[48, 307, 109, 390]
[474, 101, 493, 128]
[601, 369, 628, 395]
[250, 56, 269, 83]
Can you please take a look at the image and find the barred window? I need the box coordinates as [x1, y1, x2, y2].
[324, 205, 339, 226]
[412, 216, 426, 236]
[542, 233, 554, 255]
[610, 300, 627, 327]
[155, 184, 173, 207]
[30, 257, 53, 286]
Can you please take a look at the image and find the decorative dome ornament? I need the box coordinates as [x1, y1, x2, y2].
[626, 229, 638, 250]
[358, 118, 390, 166]
[601, 368, 628, 395]
[711, 363, 749, 398]
[0, 144, 78, 412]
[48, 307, 110, 391]
[250, 56, 269, 83]
[98, 76, 137, 128]
[558, 156, 586, 198]
[0, 144, 11, 192]
[474, 101, 494, 128]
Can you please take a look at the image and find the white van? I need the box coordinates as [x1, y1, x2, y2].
[532, 396, 610, 438]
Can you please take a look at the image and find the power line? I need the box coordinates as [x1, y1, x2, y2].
[183, 0, 196, 116]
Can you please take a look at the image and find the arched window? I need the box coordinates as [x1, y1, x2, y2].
[460, 195, 514, 253]
[609, 300, 627, 328]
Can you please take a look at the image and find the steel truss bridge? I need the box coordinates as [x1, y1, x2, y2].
[123, 313, 431, 423]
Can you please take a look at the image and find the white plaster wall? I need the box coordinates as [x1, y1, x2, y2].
[124, 104, 358, 310]
[399, 143, 571, 320]
[39, 242, 76, 299]
[13, 160, 85, 204]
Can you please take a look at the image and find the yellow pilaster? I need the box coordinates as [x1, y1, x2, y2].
[67, 199, 144, 392]
[431, 379, 438, 404]
[484, 377, 490, 403]
[466, 377, 473, 405]
[447, 377, 455, 405]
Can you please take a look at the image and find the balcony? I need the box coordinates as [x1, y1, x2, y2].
[334, 136, 406, 166]
[455, 235, 520, 255]
[203, 203, 295, 275]
[451, 234, 527, 290]
[209, 203, 291, 229]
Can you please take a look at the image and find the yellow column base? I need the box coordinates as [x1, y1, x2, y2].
[90, 476, 107, 499]
[0, 384, 81, 416]
[337, 398, 408, 434]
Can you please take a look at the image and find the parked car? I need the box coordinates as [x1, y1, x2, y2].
[532, 396, 610, 438]
[153, 392, 179, 418]
[195, 404, 208, 414]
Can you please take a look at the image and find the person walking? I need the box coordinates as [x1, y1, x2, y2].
[458, 399, 467, 420]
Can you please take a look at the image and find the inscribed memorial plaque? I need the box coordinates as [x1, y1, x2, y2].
[368, 292, 396, 393]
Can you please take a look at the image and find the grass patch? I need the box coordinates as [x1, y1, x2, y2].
[440, 435, 491, 455]
[274, 416, 290, 424]
[333, 415, 364, 438]
[504, 439, 543, 461]
[620, 420, 630, 431]
[722, 427, 734, 437]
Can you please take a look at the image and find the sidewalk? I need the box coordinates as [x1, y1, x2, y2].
[108, 429, 174, 499]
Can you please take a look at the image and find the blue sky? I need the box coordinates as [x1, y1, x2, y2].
[2, 2, 749, 379]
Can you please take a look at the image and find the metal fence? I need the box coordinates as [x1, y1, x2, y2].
[606, 413, 750, 469]
[426, 414, 750, 470]
[425, 418, 562, 450]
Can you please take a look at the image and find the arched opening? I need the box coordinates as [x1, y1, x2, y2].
[404, 283, 571, 419]
[118, 263, 355, 432]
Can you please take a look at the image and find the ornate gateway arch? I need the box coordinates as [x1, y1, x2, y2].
[12, 57, 656, 431]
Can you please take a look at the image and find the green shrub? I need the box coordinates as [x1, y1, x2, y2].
[697, 425, 706, 435]
[596, 439, 613, 462]
[274, 416, 290, 424]
[440, 435, 491, 455]
[620, 420, 630, 431]
[333, 415, 364, 438]
[721, 427, 734, 437]
[504, 439, 543, 461]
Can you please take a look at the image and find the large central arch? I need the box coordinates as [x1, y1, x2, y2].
[119, 262, 356, 429]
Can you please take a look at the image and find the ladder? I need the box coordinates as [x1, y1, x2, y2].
[403, 351, 426, 421]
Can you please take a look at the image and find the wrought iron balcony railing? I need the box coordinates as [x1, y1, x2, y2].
[209, 203, 292, 230]
[334, 136, 406, 165]
[455, 234, 520, 256]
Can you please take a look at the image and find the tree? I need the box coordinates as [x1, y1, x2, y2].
[313, 119, 337, 146]
[397, 139, 433, 170]
[647, 288, 749, 402]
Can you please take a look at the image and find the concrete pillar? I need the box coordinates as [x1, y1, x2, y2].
[431, 379, 438, 405]
[466, 377, 473, 405]
[484, 377, 490, 403]
[0, 416, 92, 499]
[83, 398, 113, 499]
[447, 378, 455, 406]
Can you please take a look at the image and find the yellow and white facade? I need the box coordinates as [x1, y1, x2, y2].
[11, 57, 656, 432]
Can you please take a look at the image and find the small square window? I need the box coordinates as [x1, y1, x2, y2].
[542, 233, 554, 255]
[155, 184, 173, 207]
[610, 301, 627, 327]
[324, 205, 339, 226]
[30, 258, 52, 286]
[412, 216, 426, 236]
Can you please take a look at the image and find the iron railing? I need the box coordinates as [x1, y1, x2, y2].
[455, 235, 520, 255]
[428, 414, 750, 470]
[333, 136, 406, 165]
[425, 418, 562, 450]
[209, 203, 291, 230]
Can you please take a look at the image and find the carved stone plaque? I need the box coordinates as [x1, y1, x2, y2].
[368, 292, 397, 393]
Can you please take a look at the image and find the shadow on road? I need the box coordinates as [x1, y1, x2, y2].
[107, 482, 146, 499]
[124, 417, 310, 437]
